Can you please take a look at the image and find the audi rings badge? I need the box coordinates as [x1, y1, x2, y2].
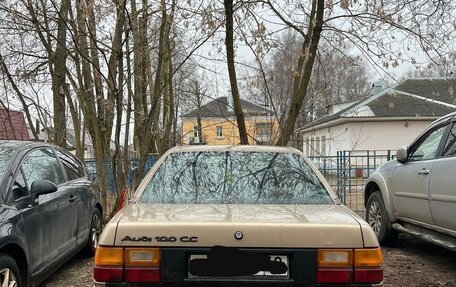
[234, 231, 243, 240]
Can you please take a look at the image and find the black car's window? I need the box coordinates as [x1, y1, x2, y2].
[0, 147, 14, 177]
[56, 150, 85, 180]
[21, 148, 65, 189]
[409, 124, 448, 161]
[10, 168, 28, 202]
[441, 123, 456, 158]
[139, 151, 333, 204]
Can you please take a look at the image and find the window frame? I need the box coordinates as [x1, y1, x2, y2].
[255, 122, 273, 138]
[6, 146, 65, 204]
[55, 149, 86, 181]
[193, 126, 200, 138]
[407, 122, 450, 162]
[215, 126, 223, 138]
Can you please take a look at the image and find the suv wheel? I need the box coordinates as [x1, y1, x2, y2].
[0, 254, 21, 287]
[84, 209, 102, 256]
[366, 191, 398, 245]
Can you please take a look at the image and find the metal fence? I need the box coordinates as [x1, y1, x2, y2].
[84, 156, 157, 195]
[309, 150, 396, 212]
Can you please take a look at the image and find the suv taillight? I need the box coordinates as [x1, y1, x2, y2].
[94, 246, 161, 283]
[316, 248, 383, 284]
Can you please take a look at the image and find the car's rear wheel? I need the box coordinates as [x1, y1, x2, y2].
[0, 254, 21, 287]
[84, 209, 102, 256]
[366, 191, 398, 245]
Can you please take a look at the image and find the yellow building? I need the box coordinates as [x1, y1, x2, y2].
[181, 97, 279, 145]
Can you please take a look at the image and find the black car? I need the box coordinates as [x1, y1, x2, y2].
[0, 140, 102, 287]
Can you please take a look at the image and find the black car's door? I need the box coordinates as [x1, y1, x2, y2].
[17, 148, 76, 274]
[55, 149, 93, 246]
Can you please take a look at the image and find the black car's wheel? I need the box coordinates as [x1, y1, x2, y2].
[0, 254, 21, 287]
[84, 209, 102, 256]
[366, 191, 398, 245]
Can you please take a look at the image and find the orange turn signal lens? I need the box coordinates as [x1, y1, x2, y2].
[354, 248, 383, 267]
[318, 249, 353, 267]
[125, 248, 161, 267]
[95, 246, 124, 266]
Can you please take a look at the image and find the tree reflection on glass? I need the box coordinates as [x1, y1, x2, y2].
[140, 151, 332, 205]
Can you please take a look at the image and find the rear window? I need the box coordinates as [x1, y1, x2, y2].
[139, 151, 333, 205]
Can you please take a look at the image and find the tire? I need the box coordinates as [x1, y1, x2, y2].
[0, 254, 22, 287]
[84, 209, 102, 257]
[366, 191, 398, 245]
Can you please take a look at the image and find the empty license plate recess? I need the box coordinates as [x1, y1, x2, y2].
[188, 254, 289, 278]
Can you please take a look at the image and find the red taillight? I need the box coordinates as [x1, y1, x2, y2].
[93, 266, 123, 282]
[94, 247, 124, 282]
[125, 268, 160, 283]
[317, 248, 383, 284]
[354, 248, 383, 284]
[354, 268, 383, 284]
[316, 269, 352, 283]
[94, 246, 161, 283]
[316, 249, 353, 284]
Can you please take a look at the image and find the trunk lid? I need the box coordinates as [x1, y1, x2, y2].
[112, 203, 364, 248]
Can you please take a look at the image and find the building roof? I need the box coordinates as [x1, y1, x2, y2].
[394, 78, 456, 104]
[299, 78, 456, 132]
[181, 97, 272, 118]
[0, 109, 30, 140]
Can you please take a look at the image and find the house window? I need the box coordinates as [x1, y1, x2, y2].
[315, 136, 320, 155]
[256, 123, 272, 138]
[216, 126, 223, 138]
[193, 126, 200, 138]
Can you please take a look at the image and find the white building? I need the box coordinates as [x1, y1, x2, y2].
[299, 78, 456, 156]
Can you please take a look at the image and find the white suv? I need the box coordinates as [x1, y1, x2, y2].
[365, 112, 456, 250]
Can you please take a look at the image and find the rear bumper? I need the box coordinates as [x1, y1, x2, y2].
[95, 282, 380, 287]
[94, 247, 381, 287]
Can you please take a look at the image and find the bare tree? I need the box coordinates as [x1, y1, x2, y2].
[235, 0, 456, 145]
[224, 0, 249, 144]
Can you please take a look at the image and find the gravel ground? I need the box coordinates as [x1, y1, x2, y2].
[41, 234, 456, 287]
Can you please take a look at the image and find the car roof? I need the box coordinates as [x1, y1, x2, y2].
[427, 111, 456, 129]
[167, 145, 301, 154]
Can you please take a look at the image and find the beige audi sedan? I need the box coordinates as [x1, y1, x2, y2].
[94, 145, 382, 286]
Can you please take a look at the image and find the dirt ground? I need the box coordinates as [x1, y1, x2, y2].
[381, 234, 456, 287]
[41, 233, 456, 287]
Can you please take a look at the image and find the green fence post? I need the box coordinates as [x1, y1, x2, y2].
[367, 150, 370, 178]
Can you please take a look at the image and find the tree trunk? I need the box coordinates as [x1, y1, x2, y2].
[275, 0, 324, 146]
[52, 0, 71, 147]
[224, 0, 249, 145]
[195, 81, 203, 145]
[124, 27, 133, 193]
[107, 0, 127, 198]
[75, 0, 109, 213]
[159, 0, 176, 154]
